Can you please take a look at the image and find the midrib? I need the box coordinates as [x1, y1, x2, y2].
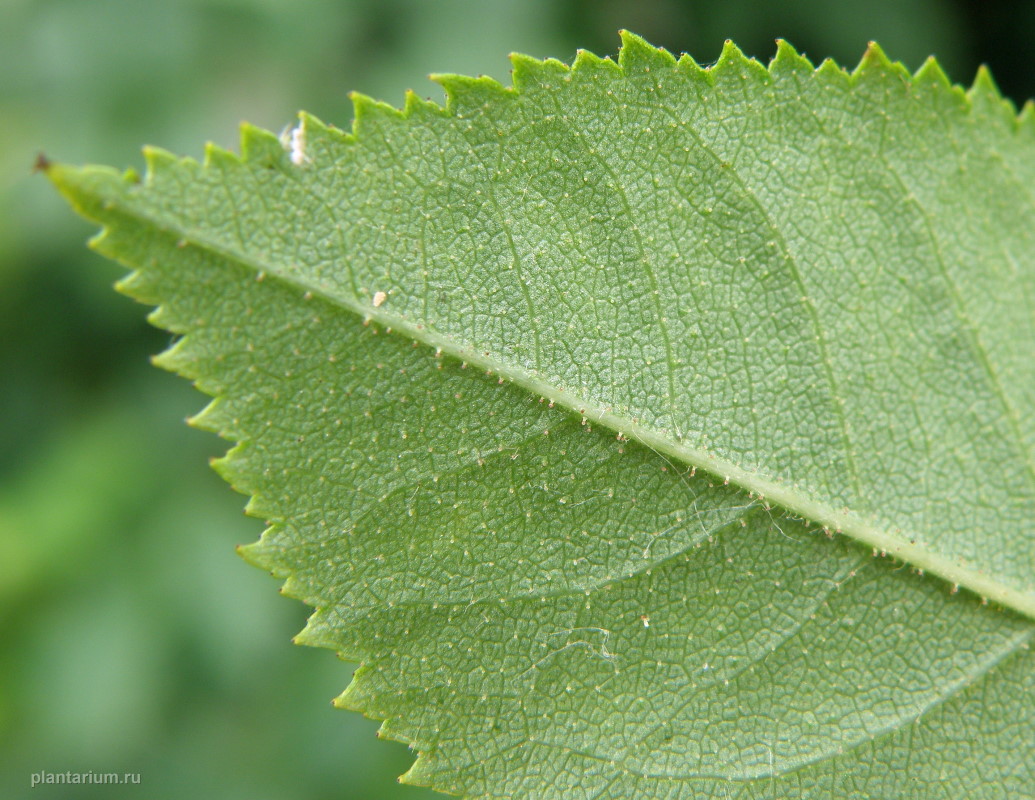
[57, 161, 1035, 621]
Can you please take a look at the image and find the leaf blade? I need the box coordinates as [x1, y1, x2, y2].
[47, 33, 1035, 798]
[47, 33, 1035, 611]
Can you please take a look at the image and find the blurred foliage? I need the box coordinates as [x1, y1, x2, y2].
[2, 0, 1031, 797]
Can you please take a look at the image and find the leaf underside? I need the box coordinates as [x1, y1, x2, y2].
[50, 32, 1035, 799]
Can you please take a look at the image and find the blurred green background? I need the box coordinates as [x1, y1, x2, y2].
[2, 0, 1031, 797]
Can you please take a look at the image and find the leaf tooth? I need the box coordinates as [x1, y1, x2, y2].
[713, 38, 748, 70]
[914, 55, 951, 91]
[402, 88, 446, 119]
[281, 111, 343, 165]
[238, 122, 284, 164]
[86, 223, 125, 261]
[709, 39, 770, 89]
[235, 539, 272, 571]
[571, 47, 619, 77]
[349, 91, 405, 137]
[333, 672, 366, 712]
[430, 72, 512, 116]
[203, 141, 243, 171]
[674, 51, 704, 78]
[203, 438, 269, 507]
[378, 717, 426, 752]
[150, 333, 194, 373]
[296, 112, 358, 165]
[814, 57, 852, 89]
[293, 609, 342, 650]
[187, 396, 233, 436]
[967, 65, 1021, 127]
[509, 51, 569, 93]
[858, 39, 890, 70]
[141, 144, 181, 184]
[242, 489, 280, 525]
[142, 145, 202, 197]
[770, 38, 812, 77]
[209, 445, 252, 490]
[398, 753, 437, 789]
[278, 572, 320, 606]
[82, 225, 153, 305]
[970, 63, 1001, 97]
[743, 52, 772, 84]
[1019, 100, 1035, 138]
[113, 268, 156, 304]
[236, 527, 295, 578]
[617, 29, 676, 72]
[853, 40, 911, 84]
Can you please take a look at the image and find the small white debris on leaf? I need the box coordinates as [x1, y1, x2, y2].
[287, 120, 307, 166]
[372, 291, 387, 307]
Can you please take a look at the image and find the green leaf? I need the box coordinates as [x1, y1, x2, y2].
[49, 33, 1035, 798]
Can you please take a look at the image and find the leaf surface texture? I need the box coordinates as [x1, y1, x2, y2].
[51, 33, 1035, 798]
